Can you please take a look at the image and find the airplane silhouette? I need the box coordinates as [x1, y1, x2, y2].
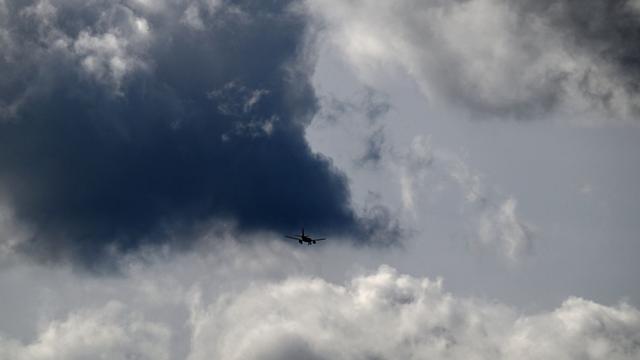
[285, 228, 326, 245]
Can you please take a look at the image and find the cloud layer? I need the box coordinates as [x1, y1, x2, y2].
[1, 246, 638, 360]
[192, 266, 640, 360]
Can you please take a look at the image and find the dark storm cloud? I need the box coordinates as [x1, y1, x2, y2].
[0, 0, 395, 265]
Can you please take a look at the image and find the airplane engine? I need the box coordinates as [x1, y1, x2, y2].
[299, 240, 302, 244]
[313, 240, 316, 244]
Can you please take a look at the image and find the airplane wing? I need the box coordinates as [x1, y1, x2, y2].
[285, 235, 301, 240]
[311, 238, 326, 241]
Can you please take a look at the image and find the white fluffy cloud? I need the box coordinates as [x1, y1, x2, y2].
[190, 265, 640, 360]
[72, 20, 150, 90]
[0, 243, 637, 359]
[0, 302, 170, 360]
[307, 0, 640, 124]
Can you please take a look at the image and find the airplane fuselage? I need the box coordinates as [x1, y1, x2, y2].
[299, 235, 315, 244]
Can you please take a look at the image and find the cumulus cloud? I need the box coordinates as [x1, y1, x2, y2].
[190, 265, 640, 360]
[0, 302, 171, 360]
[0, 0, 400, 266]
[1, 250, 638, 360]
[307, 0, 640, 123]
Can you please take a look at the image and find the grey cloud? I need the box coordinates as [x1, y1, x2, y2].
[223, 333, 327, 360]
[308, 0, 640, 123]
[519, 1, 640, 73]
[512, 0, 640, 115]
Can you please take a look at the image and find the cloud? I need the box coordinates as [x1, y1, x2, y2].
[307, 0, 640, 123]
[317, 86, 391, 124]
[0, 201, 32, 264]
[0, 0, 399, 266]
[397, 135, 533, 261]
[356, 126, 385, 167]
[475, 197, 533, 261]
[190, 265, 640, 359]
[0, 301, 171, 360]
[1, 250, 638, 360]
[446, 153, 534, 261]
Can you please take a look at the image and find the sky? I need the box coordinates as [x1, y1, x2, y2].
[0, 1, 639, 359]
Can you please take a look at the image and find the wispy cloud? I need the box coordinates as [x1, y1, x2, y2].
[397, 135, 534, 262]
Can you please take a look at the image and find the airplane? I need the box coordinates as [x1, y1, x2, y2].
[285, 228, 326, 245]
